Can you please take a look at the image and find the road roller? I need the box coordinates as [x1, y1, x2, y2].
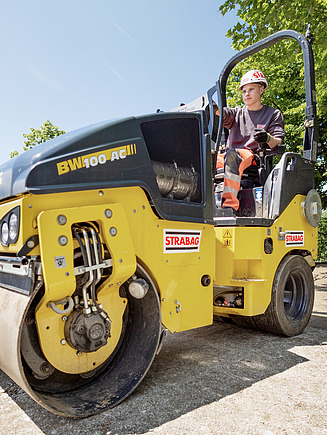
[0, 29, 321, 416]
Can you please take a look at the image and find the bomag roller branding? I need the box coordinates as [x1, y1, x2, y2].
[57, 143, 137, 175]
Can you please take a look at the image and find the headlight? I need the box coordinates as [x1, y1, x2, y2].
[9, 213, 19, 241]
[0, 206, 20, 247]
[1, 222, 9, 245]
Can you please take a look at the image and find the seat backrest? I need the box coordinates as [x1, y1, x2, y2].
[263, 152, 314, 219]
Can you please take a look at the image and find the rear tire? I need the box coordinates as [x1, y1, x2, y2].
[230, 315, 258, 330]
[254, 255, 314, 336]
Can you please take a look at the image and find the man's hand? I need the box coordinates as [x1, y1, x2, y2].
[253, 127, 271, 144]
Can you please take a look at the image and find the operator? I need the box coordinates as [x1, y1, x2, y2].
[216, 69, 285, 212]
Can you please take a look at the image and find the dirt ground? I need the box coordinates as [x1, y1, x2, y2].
[1, 266, 327, 435]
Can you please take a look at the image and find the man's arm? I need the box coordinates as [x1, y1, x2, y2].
[254, 128, 283, 149]
[267, 135, 282, 149]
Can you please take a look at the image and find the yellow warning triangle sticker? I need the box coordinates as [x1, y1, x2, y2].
[223, 230, 232, 239]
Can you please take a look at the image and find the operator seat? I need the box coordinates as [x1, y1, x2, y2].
[215, 145, 285, 186]
[214, 145, 285, 217]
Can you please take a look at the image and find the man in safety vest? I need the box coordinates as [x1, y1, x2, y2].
[216, 70, 285, 212]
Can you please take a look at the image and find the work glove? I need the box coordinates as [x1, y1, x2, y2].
[253, 127, 271, 144]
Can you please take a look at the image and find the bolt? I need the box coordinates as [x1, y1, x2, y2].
[76, 351, 82, 356]
[62, 316, 67, 322]
[57, 214, 67, 225]
[105, 209, 112, 219]
[133, 209, 136, 213]
[119, 259, 123, 263]
[28, 204, 32, 208]
[99, 190, 104, 196]
[27, 240, 35, 249]
[60, 339, 66, 345]
[25, 315, 34, 325]
[109, 227, 117, 236]
[40, 362, 51, 373]
[65, 272, 70, 277]
[58, 235, 68, 246]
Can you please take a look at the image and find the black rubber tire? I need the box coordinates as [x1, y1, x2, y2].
[214, 315, 235, 324]
[253, 255, 314, 336]
[230, 315, 258, 330]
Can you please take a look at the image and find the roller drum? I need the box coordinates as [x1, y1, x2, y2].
[0, 265, 161, 417]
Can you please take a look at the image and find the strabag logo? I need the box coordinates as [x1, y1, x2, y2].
[56, 143, 137, 175]
[164, 229, 202, 253]
[285, 231, 304, 247]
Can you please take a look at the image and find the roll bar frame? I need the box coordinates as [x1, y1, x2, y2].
[208, 29, 319, 169]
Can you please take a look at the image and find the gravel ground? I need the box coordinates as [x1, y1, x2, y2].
[1, 265, 327, 435]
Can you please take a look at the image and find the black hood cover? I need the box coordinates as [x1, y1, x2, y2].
[0, 116, 147, 198]
[0, 112, 213, 223]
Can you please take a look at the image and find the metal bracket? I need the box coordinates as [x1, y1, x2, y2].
[74, 259, 112, 276]
[174, 300, 182, 313]
[304, 119, 314, 128]
[0, 258, 31, 277]
[17, 235, 39, 257]
[278, 227, 285, 241]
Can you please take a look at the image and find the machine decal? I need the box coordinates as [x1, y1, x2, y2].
[55, 255, 67, 269]
[163, 229, 202, 253]
[56, 143, 137, 175]
[285, 231, 304, 247]
[222, 229, 232, 248]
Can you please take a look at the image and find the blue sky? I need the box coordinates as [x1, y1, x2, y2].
[0, 1, 237, 164]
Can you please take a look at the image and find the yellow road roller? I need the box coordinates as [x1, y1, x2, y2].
[0, 30, 321, 416]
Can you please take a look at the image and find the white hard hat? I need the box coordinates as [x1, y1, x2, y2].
[239, 70, 268, 90]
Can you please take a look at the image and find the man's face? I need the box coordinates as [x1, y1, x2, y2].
[242, 83, 264, 108]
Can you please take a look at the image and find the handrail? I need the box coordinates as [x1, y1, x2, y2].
[208, 29, 319, 177]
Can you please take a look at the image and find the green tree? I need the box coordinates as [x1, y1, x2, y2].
[318, 215, 327, 261]
[219, 0, 327, 207]
[10, 120, 66, 158]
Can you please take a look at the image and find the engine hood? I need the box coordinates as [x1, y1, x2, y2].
[0, 117, 143, 199]
[0, 112, 214, 224]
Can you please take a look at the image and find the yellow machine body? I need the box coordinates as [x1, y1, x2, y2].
[1, 186, 217, 376]
[213, 195, 317, 318]
[0, 28, 319, 418]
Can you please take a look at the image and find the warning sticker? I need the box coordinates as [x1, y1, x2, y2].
[223, 229, 232, 248]
[55, 256, 67, 269]
[164, 229, 202, 253]
[285, 231, 304, 247]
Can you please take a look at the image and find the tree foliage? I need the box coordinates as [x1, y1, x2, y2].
[219, 0, 327, 207]
[318, 215, 327, 260]
[10, 120, 66, 158]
